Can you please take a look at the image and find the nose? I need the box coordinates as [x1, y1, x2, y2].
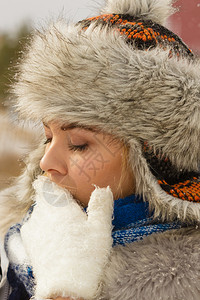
[40, 141, 68, 175]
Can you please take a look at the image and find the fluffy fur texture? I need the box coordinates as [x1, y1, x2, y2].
[101, 0, 175, 25]
[102, 227, 200, 300]
[14, 23, 200, 174]
[0, 143, 43, 237]
[11, 17, 200, 222]
[21, 176, 113, 299]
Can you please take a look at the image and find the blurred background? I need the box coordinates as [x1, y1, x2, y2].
[0, 0, 200, 190]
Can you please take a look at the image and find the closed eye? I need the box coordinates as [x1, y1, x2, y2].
[68, 143, 88, 152]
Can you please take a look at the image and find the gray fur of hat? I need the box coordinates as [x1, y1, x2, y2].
[11, 0, 200, 223]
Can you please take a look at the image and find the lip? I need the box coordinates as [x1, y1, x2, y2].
[47, 172, 77, 193]
[48, 172, 67, 185]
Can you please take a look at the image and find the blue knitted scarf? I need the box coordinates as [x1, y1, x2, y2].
[5, 194, 181, 299]
[112, 194, 181, 246]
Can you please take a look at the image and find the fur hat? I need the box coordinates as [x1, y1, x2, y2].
[11, 0, 200, 222]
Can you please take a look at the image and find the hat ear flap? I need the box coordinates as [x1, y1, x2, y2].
[128, 138, 200, 223]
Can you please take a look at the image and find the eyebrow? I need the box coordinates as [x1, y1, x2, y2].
[43, 122, 98, 133]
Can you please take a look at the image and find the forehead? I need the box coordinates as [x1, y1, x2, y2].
[43, 121, 98, 133]
[42, 121, 121, 146]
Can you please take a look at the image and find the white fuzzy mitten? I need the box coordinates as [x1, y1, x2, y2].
[21, 176, 113, 300]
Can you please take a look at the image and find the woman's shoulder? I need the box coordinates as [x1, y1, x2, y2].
[103, 227, 200, 300]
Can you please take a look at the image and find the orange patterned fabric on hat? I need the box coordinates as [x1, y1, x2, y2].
[79, 13, 193, 57]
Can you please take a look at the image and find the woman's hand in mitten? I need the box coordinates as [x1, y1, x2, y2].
[21, 176, 114, 300]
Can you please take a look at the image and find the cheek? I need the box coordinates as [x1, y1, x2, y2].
[101, 157, 123, 187]
[67, 151, 126, 205]
[68, 157, 98, 205]
[70, 151, 123, 186]
[69, 153, 99, 185]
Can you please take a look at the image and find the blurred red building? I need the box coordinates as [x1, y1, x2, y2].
[167, 0, 200, 54]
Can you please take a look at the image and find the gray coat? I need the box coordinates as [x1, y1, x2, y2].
[102, 227, 200, 300]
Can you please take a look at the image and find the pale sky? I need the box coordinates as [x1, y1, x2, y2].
[0, 0, 103, 33]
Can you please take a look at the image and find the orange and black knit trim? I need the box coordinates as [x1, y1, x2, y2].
[78, 13, 193, 57]
[158, 177, 200, 202]
[143, 142, 200, 203]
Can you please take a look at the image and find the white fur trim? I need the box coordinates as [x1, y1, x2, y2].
[0, 241, 9, 288]
[6, 234, 29, 265]
[101, 0, 175, 25]
[0, 142, 44, 237]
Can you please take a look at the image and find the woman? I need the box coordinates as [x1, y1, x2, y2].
[1, 0, 200, 299]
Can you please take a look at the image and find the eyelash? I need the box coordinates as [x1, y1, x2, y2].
[68, 143, 89, 152]
[44, 138, 88, 152]
[44, 138, 52, 144]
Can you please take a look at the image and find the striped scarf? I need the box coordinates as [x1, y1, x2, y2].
[112, 194, 181, 246]
[5, 194, 181, 299]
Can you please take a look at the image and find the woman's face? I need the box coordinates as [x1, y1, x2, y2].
[40, 121, 135, 206]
